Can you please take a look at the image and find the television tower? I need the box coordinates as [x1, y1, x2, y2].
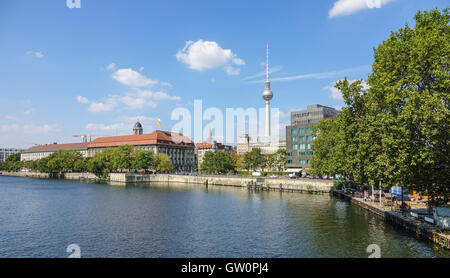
[262, 43, 273, 137]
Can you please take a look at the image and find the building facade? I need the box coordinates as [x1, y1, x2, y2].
[0, 148, 23, 162]
[236, 134, 286, 155]
[21, 143, 89, 161]
[196, 141, 233, 170]
[286, 104, 339, 171]
[88, 130, 195, 172]
[21, 122, 196, 172]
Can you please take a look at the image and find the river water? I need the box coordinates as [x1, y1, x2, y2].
[0, 176, 448, 258]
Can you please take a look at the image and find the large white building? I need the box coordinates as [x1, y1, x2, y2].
[21, 143, 89, 161]
[236, 134, 286, 155]
[0, 148, 23, 162]
[21, 122, 196, 172]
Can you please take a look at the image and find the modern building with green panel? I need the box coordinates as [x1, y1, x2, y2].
[286, 104, 338, 172]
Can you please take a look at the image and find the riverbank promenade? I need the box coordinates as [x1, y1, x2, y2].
[332, 189, 450, 250]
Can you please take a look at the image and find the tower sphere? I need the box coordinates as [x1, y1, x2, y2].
[262, 84, 273, 101]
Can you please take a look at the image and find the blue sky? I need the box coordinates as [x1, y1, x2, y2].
[0, 0, 448, 148]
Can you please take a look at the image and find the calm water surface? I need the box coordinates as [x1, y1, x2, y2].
[0, 176, 448, 258]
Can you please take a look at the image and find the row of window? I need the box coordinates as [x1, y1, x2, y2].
[291, 127, 312, 135]
[287, 151, 313, 157]
[292, 135, 314, 142]
[287, 159, 311, 164]
[292, 144, 312, 150]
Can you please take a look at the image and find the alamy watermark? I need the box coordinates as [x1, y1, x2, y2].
[367, 244, 381, 258]
[67, 244, 81, 258]
[170, 99, 281, 145]
[66, 0, 81, 9]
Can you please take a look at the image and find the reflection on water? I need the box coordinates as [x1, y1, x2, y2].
[0, 176, 448, 258]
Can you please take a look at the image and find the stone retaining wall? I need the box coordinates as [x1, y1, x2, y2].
[110, 173, 333, 193]
[1, 171, 50, 179]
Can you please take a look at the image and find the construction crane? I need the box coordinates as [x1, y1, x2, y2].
[72, 134, 110, 143]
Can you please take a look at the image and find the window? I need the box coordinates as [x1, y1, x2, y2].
[307, 136, 312, 141]
[307, 127, 312, 133]
[293, 144, 298, 150]
[291, 129, 297, 135]
[307, 144, 311, 149]
[306, 160, 310, 164]
[307, 152, 312, 156]
[300, 144, 306, 150]
[288, 160, 292, 164]
[287, 152, 292, 157]
[299, 152, 306, 156]
[299, 136, 305, 142]
[299, 128, 305, 134]
[292, 136, 298, 142]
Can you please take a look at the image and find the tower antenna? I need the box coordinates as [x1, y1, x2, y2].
[266, 43, 269, 82]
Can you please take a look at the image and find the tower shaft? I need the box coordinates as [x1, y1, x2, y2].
[265, 101, 271, 137]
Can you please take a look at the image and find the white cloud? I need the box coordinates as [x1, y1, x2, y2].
[76, 96, 89, 104]
[225, 66, 241, 76]
[88, 98, 118, 112]
[139, 66, 144, 72]
[160, 81, 173, 89]
[329, 0, 394, 18]
[106, 63, 116, 71]
[0, 123, 61, 134]
[84, 89, 180, 113]
[24, 124, 61, 134]
[323, 79, 369, 100]
[23, 108, 36, 115]
[176, 39, 245, 75]
[26, 51, 44, 58]
[248, 65, 370, 83]
[133, 90, 181, 101]
[242, 65, 283, 81]
[111, 68, 158, 87]
[5, 115, 19, 121]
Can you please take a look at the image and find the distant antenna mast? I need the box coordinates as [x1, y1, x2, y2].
[266, 42, 269, 82]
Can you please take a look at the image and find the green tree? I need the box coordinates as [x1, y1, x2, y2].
[200, 151, 215, 174]
[36, 157, 50, 173]
[43, 150, 84, 174]
[132, 150, 154, 171]
[1, 153, 22, 172]
[270, 149, 287, 172]
[87, 148, 115, 178]
[155, 153, 174, 173]
[213, 151, 235, 174]
[111, 145, 134, 172]
[243, 148, 265, 171]
[231, 152, 244, 171]
[366, 8, 450, 207]
[311, 8, 450, 209]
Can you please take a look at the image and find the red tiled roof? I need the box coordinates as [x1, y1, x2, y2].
[196, 143, 212, 149]
[88, 130, 194, 148]
[23, 142, 89, 153]
[196, 142, 227, 149]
